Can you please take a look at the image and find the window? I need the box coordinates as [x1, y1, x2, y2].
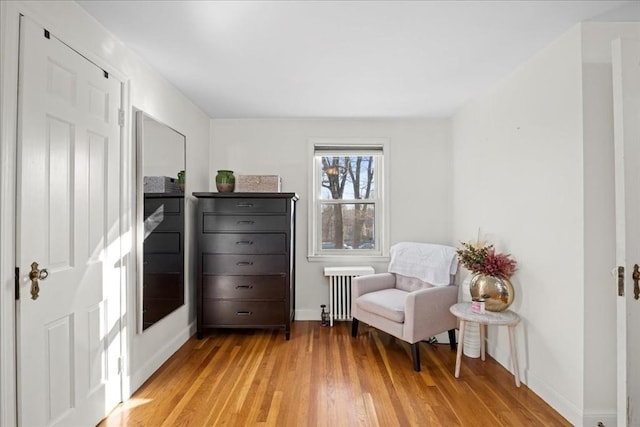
[309, 140, 387, 258]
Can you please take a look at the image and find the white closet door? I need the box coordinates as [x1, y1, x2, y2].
[16, 16, 123, 427]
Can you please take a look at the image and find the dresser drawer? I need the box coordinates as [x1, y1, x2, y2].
[201, 301, 286, 326]
[143, 298, 184, 327]
[199, 233, 286, 254]
[144, 253, 183, 273]
[202, 254, 287, 275]
[202, 275, 286, 299]
[144, 272, 184, 299]
[199, 198, 286, 214]
[202, 214, 288, 232]
[144, 214, 183, 232]
[145, 232, 181, 253]
[145, 197, 183, 215]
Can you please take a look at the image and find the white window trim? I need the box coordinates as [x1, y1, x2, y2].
[307, 138, 390, 262]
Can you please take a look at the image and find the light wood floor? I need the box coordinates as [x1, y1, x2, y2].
[100, 321, 570, 426]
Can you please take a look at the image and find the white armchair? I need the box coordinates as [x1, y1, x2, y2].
[350, 243, 459, 371]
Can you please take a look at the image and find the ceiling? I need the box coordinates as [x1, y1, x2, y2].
[78, 1, 640, 119]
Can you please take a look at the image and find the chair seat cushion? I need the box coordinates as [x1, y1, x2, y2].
[356, 288, 407, 323]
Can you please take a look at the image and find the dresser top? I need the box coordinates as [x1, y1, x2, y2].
[193, 192, 299, 201]
[144, 192, 185, 199]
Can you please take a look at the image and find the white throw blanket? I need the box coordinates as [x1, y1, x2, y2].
[388, 242, 458, 286]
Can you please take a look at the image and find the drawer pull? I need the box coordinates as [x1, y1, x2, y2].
[236, 311, 253, 316]
[235, 285, 254, 289]
[236, 261, 254, 266]
[236, 203, 254, 208]
[236, 240, 254, 245]
[237, 220, 255, 225]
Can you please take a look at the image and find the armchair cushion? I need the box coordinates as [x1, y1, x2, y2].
[356, 288, 407, 323]
[395, 274, 434, 292]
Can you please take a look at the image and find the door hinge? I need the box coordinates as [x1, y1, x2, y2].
[618, 266, 625, 296]
[118, 108, 124, 127]
[117, 357, 122, 374]
[15, 267, 20, 300]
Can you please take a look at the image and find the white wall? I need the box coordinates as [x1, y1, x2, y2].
[210, 119, 452, 319]
[452, 22, 640, 426]
[452, 26, 586, 423]
[0, 2, 211, 415]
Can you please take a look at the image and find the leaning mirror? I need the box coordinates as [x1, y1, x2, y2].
[136, 110, 186, 332]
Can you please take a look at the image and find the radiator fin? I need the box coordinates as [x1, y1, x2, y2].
[324, 266, 375, 327]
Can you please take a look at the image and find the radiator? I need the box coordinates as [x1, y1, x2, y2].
[323, 266, 375, 326]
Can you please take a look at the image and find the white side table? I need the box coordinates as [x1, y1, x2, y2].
[449, 302, 521, 387]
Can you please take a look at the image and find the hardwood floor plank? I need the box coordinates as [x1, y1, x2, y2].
[361, 392, 381, 427]
[99, 322, 571, 426]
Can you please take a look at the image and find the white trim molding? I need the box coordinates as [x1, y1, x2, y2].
[307, 137, 390, 262]
[0, 2, 21, 424]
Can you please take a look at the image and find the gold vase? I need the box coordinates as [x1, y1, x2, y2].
[469, 274, 514, 312]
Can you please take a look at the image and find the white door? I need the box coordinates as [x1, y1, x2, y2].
[612, 37, 640, 427]
[16, 16, 123, 427]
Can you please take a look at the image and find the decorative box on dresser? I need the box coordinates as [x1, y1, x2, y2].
[193, 192, 298, 340]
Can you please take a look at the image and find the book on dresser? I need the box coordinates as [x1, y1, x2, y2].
[193, 192, 298, 340]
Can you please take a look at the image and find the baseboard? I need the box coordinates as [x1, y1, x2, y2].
[525, 369, 581, 425]
[295, 308, 321, 321]
[434, 331, 452, 344]
[486, 340, 514, 375]
[128, 321, 196, 395]
[582, 410, 616, 426]
[487, 343, 579, 425]
[294, 309, 361, 325]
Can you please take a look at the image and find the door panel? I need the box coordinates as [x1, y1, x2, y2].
[16, 16, 122, 427]
[612, 37, 640, 427]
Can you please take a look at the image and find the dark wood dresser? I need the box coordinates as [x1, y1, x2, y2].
[193, 192, 298, 340]
[143, 193, 185, 330]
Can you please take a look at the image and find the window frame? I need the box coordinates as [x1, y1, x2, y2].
[307, 138, 390, 261]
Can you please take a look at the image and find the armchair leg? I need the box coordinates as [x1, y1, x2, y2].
[411, 342, 421, 372]
[351, 318, 359, 337]
[448, 329, 457, 351]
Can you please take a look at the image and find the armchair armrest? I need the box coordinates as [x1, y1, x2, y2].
[403, 285, 458, 343]
[351, 273, 396, 299]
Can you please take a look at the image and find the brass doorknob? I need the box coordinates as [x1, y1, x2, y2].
[29, 261, 49, 300]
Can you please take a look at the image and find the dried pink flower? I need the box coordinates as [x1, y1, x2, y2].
[457, 242, 517, 279]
